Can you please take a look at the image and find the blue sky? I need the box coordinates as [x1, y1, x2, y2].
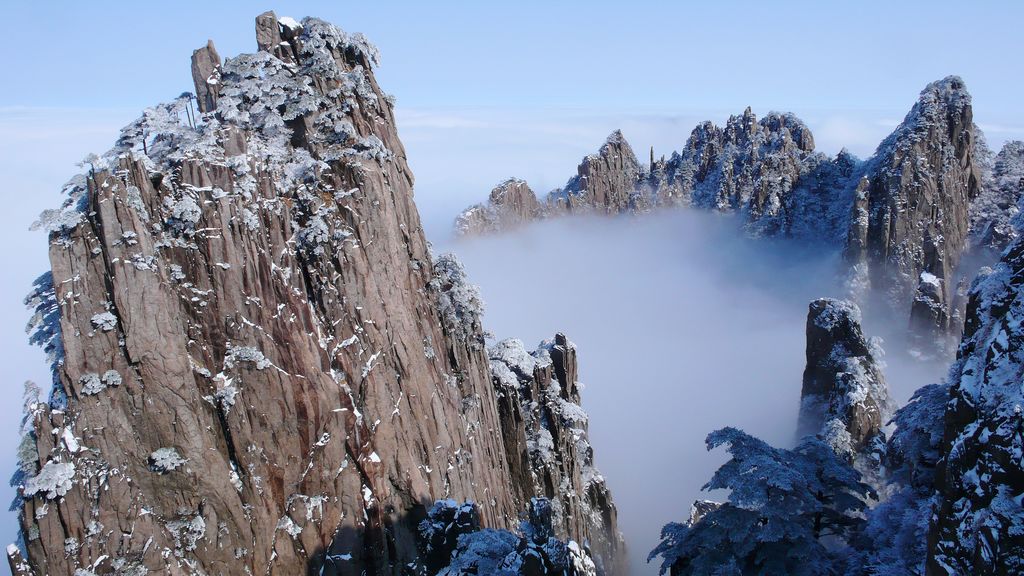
[6, 0, 1024, 115]
[0, 0, 1022, 567]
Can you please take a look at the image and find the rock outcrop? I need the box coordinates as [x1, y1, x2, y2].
[454, 178, 543, 236]
[797, 299, 892, 463]
[454, 111, 850, 239]
[549, 130, 642, 215]
[649, 108, 826, 236]
[927, 229, 1024, 574]
[489, 335, 625, 574]
[847, 76, 982, 350]
[190, 40, 221, 113]
[12, 13, 621, 576]
[969, 140, 1024, 253]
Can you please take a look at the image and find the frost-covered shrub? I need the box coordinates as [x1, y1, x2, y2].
[78, 370, 121, 396]
[90, 311, 118, 332]
[430, 253, 485, 347]
[215, 383, 239, 413]
[164, 195, 202, 233]
[845, 383, 950, 574]
[125, 185, 150, 221]
[166, 514, 206, 551]
[225, 345, 272, 370]
[649, 428, 872, 575]
[149, 448, 187, 473]
[101, 370, 122, 388]
[297, 213, 331, 254]
[416, 498, 597, 576]
[23, 461, 76, 500]
[417, 500, 481, 573]
[31, 175, 89, 237]
[79, 373, 104, 396]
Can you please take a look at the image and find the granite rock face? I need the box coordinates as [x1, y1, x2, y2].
[550, 130, 642, 215]
[12, 13, 621, 576]
[927, 231, 1024, 574]
[190, 40, 221, 113]
[847, 77, 982, 349]
[797, 299, 892, 463]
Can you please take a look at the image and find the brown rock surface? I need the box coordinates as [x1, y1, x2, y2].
[797, 298, 892, 462]
[551, 130, 642, 215]
[846, 76, 982, 347]
[14, 14, 622, 576]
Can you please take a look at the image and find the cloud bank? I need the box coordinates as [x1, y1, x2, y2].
[441, 210, 948, 574]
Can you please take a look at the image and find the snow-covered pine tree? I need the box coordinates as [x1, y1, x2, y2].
[649, 427, 873, 575]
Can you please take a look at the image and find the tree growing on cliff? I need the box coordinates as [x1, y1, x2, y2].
[649, 427, 872, 575]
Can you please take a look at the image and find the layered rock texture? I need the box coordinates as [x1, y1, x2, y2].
[11, 13, 621, 576]
[797, 299, 892, 464]
[927, 227, 1024, 573]
[456, 77, 1020, 353]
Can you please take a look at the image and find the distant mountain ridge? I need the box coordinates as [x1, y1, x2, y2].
[456, 77, 1024, 353]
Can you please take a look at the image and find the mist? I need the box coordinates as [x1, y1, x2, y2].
[437, 209, 949, 575]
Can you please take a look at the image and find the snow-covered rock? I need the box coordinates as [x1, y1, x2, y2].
[797, 298, 892, 465]
[928, 228, 1024, 573]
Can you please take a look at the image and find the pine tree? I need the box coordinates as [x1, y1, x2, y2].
[649, 427, 873, 575]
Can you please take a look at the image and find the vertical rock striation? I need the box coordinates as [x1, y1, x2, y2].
[549, 130, 642, 215]
[12, 13, 622, 576]
[846, 76, 982, 349]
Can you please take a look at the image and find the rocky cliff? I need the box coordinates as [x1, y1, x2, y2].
[969, 140, 1024, 253]
[797, 299, 892, 466]
[488, 335, 623, 569]
[10, 13, 621, 576]
[927, 224, 1024, 574]
[454, 178, 543, 236]
[847, 76, 983, 352]
[549, 130, 642, 215]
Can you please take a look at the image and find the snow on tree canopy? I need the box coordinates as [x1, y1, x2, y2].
[148, 448, 187, 474]
[849, 383, 949, 575]
[970, 140, 1024, 251]
[416, 498, 598, 576]
[224, 345, 272, 370]
[649, 427, 872, 575]
[24, 273, 65, 408]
